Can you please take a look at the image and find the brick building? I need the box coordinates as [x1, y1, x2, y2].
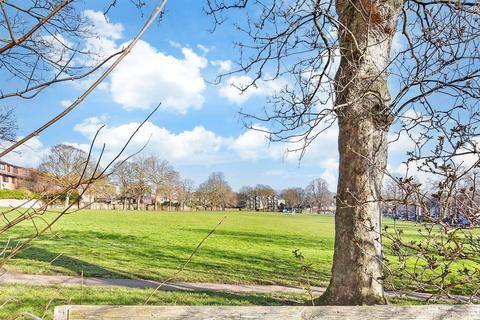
[0, 161, 34, 190]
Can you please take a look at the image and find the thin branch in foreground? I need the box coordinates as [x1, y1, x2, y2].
[0, 101, 159, 269]
[144, 216, 227, 304]
[0, 0, 169, 159]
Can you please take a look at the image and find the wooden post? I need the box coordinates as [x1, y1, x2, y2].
[54, 305, 480, 320]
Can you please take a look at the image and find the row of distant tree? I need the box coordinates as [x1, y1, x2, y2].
[33, 143, 480, 220]
[238, 179, 334, 213]
[31, 144, 334, 212]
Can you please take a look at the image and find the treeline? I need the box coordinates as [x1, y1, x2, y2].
[111, 156, 335, 212]
[238, 179, 334, 213]
[33, 144, 335, 212]
[112, 156, 235, 211]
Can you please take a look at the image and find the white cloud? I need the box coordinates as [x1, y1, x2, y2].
[389, 130, 414, 156]
[84, 36, 118, 60]
[169, 41, 182, 48]
[181, 47, 208, 69]
[226, 122, 340, 167]
[109, 40, 207, 113]
[84, 10, 123, 40]
[63, 142, 92, 153]
[391, 32, 404, 55]
[218, 75, 286, 105]
[66, 12, 210, 116]
[74, 116, 105, 137]
[227, 125, 284, 160]
[2, 137, 49, 168]
[389, 161, 437, 187]
[211, 59, 232, 73]
[34, 34, 73, 66]
[72, 117, 343, 190]
[60, 99, 72, 108]
[320, 170, 337, 191]
[74, 118, 224, 164]
[285, 123, 339, 163]
[288, 135, 339, 191]
[389, 109, 424, 156]
[74, 119, 334, 166]
[320, 158, 338, 171]
[197, 44, 210, 53]
[83, 10, 123, 61]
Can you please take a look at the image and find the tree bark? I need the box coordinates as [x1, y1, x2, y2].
[320, 0, 402, 305]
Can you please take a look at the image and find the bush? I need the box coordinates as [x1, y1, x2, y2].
[0, 188, 37, 200]
[41, 191, 80, 204]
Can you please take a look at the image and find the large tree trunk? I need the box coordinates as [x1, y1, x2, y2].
[322, 111, 389, 305]
[320, 0, 402, 305]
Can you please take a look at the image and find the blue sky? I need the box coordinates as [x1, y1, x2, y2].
[4, 0, 411, 192]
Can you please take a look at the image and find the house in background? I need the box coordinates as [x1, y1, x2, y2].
[0, 161, 34, 190]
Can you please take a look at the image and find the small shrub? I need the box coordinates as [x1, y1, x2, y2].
[0, 188, 37, 199]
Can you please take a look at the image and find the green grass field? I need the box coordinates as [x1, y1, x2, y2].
[0, 210, 478, 318]
[1, 210, 335, 318]
[3, 210, 337, 287]
[0, 284, 313, 319]
[3, 210, 476, 288]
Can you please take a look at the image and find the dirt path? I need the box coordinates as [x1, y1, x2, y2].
[0, 272, 476, 303]
[0, 272, 321, 294]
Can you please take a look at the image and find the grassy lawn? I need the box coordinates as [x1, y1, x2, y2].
[1, 209, 479, 317]
[1, 211, 330, 318]
[0, 284, 311, 319]
[2, 210, 335, 287]
[0, 210, 478, 318]
[0, 283, 429, 319]
[3, 210, 478, 289]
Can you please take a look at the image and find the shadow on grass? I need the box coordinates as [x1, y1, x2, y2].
[151, 290, 309, 306]
[14, 246, 132, 279]
[9, 228, 332, 287]
[181, 227, 334, 247]
[0, 285, 311, 320]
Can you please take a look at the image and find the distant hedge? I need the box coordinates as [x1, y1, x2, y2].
[0, 189, 37, 200]
[42, 192, 79, 203]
